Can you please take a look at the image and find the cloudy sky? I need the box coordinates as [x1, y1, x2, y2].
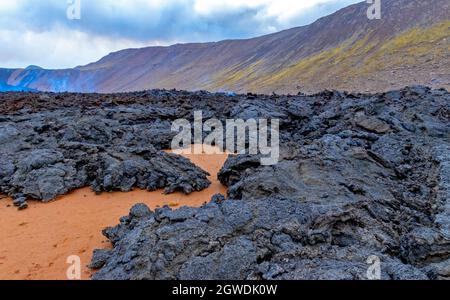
[0, 0, 361, 69]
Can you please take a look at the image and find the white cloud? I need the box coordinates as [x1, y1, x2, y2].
[194, 0, 338, 20]
[0, 28, 148, 69]
[0, 1, 21, 12]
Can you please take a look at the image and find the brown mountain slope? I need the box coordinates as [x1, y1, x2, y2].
[1, 0, 449, 94]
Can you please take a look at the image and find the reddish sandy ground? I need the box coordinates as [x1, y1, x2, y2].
[0, 146, 228, 280]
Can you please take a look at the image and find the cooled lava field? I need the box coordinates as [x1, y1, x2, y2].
[0, 86, 449, 280]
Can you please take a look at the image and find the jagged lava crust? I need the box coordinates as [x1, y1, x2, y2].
[0, 87, 449, 279]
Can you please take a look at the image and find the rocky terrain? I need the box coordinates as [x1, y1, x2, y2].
[1, 86, 449, 280]
[0, 91, 215, 209]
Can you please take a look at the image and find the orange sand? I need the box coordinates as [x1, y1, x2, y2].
[0, 146, 228, 280]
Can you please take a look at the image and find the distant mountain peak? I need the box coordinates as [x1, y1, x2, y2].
[25, 65, 43, 70]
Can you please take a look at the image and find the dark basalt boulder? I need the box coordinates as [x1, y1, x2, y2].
[91, 197, 433, 280]
[0, 106, 211, 207]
